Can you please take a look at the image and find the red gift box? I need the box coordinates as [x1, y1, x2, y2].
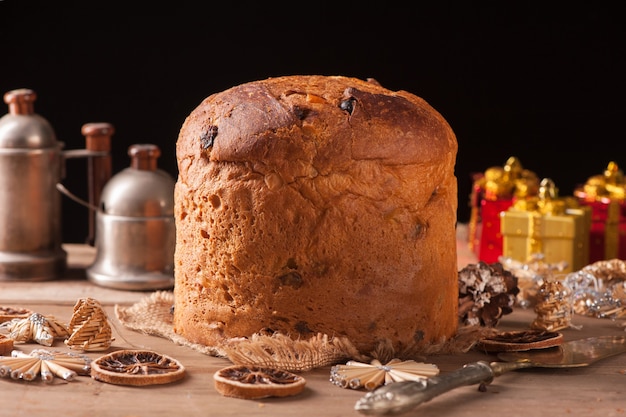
[574, 161, 626, 263]
[470, 199, 513, 263]
[468, 157, 539, 263]
[579, 199, 626, 262]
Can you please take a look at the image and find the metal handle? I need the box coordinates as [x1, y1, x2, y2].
[82, 123, 114, 246]
[56, 183, 99, 212]
[58, 148, 111, 211]
[57, 123, 113, 246]
[354, 360, 531, 415]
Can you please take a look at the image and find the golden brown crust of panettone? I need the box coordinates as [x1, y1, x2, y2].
[173, 75, 458, 356]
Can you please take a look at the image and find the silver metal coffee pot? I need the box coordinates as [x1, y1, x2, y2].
[0, 89, 66, 280]
[0, 89, 112, 281]
[87, 144, 176, 290]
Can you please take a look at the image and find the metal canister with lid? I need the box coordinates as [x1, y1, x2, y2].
[87, 144, 176, 290]
[0, 89, 67, 280]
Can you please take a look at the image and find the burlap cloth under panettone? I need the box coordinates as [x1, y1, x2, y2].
[115, 291, 494, 372]
[115, 292, 223, 357]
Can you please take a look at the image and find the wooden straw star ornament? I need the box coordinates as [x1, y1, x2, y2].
[0, 349, 91, 383]
[330, 358, 439, 391]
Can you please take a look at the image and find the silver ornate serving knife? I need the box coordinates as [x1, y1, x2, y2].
[354, 335, 626, 415]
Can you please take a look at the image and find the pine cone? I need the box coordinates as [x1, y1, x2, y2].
[458, 261, 520, 327]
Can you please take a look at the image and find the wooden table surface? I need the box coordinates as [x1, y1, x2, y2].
[1, 242, 626, 417]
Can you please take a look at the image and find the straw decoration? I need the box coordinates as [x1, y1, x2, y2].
[0, 349, 91, 383]
[1, 313, 70, 346]
[330, 358, 439, 391]
[531, 279, 573, 331]
[64, 297, 114, 352]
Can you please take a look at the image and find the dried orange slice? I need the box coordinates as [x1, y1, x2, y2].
[91, 349, 185, 386]
[477, 330, 563, 352]
[0, 334, 13, 356]
[214, 365, 306, 399]
[0, 306, 32, 323]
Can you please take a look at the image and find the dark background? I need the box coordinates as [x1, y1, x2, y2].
[2, 3, 625, 243]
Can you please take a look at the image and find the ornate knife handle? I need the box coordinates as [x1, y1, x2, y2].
[354, 360, 530, 415]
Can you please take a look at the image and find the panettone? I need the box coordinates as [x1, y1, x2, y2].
[173, 75, 458, 357]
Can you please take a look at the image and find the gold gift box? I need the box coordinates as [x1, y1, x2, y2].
[501, 179, 591, 273]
